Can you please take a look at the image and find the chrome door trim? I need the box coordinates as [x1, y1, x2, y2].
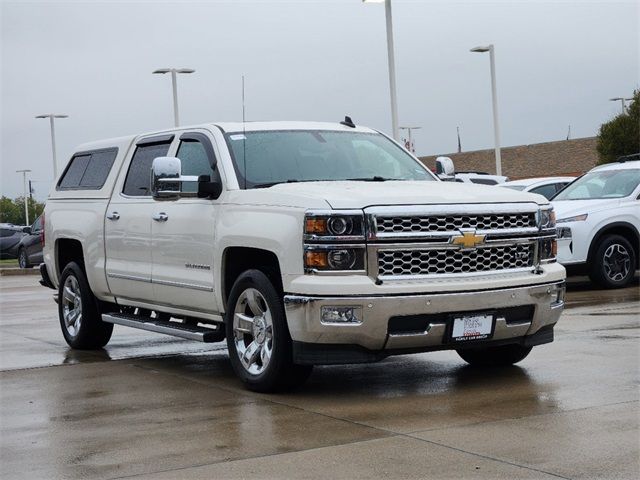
[153, 278, 214, 292]
[108, 273, 152, 283]
[107, 273, 213, 292]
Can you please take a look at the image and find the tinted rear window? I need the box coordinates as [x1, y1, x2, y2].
[58, 149, 118, 190]
[59, 155, 90, 188]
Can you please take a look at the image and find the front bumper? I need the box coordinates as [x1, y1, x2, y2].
[284, 281, 565, 362]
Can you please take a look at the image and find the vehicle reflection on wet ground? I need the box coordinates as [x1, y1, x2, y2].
[1, 274, 638, 479]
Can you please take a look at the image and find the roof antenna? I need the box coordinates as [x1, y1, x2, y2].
[340, 115, 356, 128]
[242, 75, 247, 190]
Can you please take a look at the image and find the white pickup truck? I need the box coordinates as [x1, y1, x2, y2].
[40, 120, 565, 391]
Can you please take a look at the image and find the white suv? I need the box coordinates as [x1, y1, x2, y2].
[553, 161, 640, 288]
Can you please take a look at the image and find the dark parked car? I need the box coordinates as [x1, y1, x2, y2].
[17, 215, 44, 268]
[0, 224, 26, 259]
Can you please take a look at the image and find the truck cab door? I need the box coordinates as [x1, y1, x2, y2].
[150, 131, 220, 314]
[104, 135, 174, 304]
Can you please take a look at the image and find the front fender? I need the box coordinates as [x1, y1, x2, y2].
[214, 205, 306, 308]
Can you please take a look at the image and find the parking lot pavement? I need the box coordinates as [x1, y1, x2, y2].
[0, 275, 638, 479]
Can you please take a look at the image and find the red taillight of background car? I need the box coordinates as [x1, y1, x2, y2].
[40, 212, 45, 247]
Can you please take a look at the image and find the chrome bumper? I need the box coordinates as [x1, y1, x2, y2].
[284, 281, 565, 351]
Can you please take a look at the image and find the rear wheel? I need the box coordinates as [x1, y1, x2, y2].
[589, 235, 636, 289]
[18, 248, 30, 269]
[58, 262, 113, 349]
[225, 269, 312, 392]
[457, 344, 532, 366]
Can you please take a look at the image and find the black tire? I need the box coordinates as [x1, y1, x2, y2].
[225, 269, 312, 392]
[58, 262, 113, 349]
[457, 344, 532, 367]
[18, 248, 30, 269]
[588, 234, 637, 289]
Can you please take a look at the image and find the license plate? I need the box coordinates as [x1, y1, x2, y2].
[451, 314, 494, 342]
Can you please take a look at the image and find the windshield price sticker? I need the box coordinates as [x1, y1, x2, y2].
[451, 314, 493, 342]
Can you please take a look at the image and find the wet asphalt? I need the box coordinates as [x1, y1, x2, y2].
[0, 274, 638, 479]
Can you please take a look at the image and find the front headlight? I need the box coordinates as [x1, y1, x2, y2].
[539, 238, 557, 263]
[304, 211, 365, 239]
[304, 211, 366, 273]
[304, 246, 366, 272]
[556, 214, 588, 224]
[539, 207, 556, 229]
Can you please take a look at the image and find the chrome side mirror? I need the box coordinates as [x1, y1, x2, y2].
[435, 156, 455, 177]
[151, 157, 199, 200]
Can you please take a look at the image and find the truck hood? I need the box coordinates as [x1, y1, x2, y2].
[552, 198, 619, 221]
[263, 180, 548, 209]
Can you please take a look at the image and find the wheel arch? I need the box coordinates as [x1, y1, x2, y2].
[587, 222, 640, 267]
[221, 247, 283, 312]
[56, 238, 86, 277]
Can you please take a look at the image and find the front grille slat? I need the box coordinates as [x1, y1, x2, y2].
[377, 213, 536, 234]
[377, 244, 535, 277]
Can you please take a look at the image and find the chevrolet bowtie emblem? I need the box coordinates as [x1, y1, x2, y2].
[451, 230, 486, 249]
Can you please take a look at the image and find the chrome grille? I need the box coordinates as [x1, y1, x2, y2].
[376, 213, 536, 234]
[377, 244, 535, 277]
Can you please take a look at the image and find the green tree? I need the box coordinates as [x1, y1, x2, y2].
[596, 90, 640, 165]
[0, 196, 45, 225]
[0, 196, 21, 224]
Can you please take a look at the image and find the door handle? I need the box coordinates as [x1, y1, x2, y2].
[152, 212, 169, 222]
[106, 211, 120, 220]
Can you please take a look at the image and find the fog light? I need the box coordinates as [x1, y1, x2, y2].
[321, 306, 362, 324]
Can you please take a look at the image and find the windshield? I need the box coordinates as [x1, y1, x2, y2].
[224, 130, 436, 188]
[553, 168, 640, 200]
[502, 185, 526, 191]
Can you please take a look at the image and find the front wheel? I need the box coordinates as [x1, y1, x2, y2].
[58, 262, 113, 349]
[225, 270, 312, 392]
[457, 344, 532, 366]
[589, 235, 636, 289]
[18, 248, 30, 269]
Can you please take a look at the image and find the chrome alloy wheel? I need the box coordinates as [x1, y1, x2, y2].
[603, 243, 631, 282]
[233, 288, 273, 375]
[62, 275, 83, 337]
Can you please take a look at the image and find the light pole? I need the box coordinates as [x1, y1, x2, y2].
[153, 68, 195, 127]
[16, 170, 32, 226]
[609, 97, 633, 114]
[399, 126, 421, 153]
[470, 44, 502, 176]
[363, 0, 399, 141]
[35, 114, 68, 179]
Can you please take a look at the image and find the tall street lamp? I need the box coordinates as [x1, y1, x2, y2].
[470, 44, 502, 176]
[363, 0, 400, 141]
[609, 97, 633, 114]
[35, 114, 68, 179]
[16, 169, 32, 225]
[153, 68, 195, 127]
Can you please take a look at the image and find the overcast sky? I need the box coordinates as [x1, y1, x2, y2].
[1, 0, 637, 200]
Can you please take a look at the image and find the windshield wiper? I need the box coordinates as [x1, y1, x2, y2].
[251, 179, 303, 189]
[345, 176, 394, 182]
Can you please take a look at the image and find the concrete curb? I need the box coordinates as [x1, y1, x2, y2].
[0, 268, 40, 276]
